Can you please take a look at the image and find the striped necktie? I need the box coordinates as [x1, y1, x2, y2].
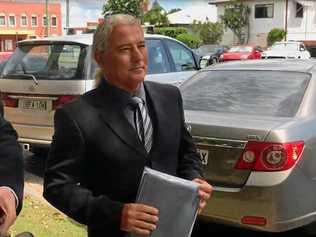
[132, 96, 153, 153]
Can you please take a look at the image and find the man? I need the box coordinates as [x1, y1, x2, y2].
[0, 100, 24, 236]
[43, 14, 212, 237]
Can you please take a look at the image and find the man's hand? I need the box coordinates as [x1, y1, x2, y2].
[121, 203, 159, 236]
[0, 188, 16, 236]
[192, 178, 212, 214]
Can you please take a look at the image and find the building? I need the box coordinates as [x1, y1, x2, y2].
[0, 0, 62, 52]
[167, 4, 217, 26]
[210, 0, 316, 51]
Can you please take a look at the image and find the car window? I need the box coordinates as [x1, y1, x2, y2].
[271, 43, 298, 51]
[181, 70, 310, 117]
[1, 43, 86, 80]
[164, 39, 196, 72]
[146, 39, 171, 74]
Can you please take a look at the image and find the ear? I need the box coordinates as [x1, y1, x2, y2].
[94, 52, 103, 66]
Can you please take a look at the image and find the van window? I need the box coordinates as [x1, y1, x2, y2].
[1, 43, 86, 80]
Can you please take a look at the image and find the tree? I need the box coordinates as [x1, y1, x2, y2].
[168, 8, 181, 14]
[143, 3, 168, 26]
[192, 20, 224, 44]
[267, 28, 286, 46]
[102, 0, 144, 19]
[220, 0, 250, 44]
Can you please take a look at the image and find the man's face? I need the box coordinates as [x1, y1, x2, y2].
[95, 24, 148, 93]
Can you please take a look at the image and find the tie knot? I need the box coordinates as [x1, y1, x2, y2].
[131, 96, 143, 107]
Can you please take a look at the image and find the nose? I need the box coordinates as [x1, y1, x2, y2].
[132, 46, 144, 62]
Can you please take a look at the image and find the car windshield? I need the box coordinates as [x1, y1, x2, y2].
[0, 43, 86, 80]
[271, 43, 299, 51]
[181, 70, 310, 117]
[229, 46, 252, 53]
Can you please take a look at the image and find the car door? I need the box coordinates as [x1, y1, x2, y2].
[145, 38, 198, 87]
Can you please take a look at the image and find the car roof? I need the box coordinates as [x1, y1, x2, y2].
[205, 59, 316, 73]
[17, 33, 181, 46]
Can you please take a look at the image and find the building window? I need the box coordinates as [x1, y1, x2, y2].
[255, 4, 274, 18]
[51, 15, 57, 27]
[31, 15, 38, 26]
[4, 40, 13, 51]
[8, 15, 16, 26]
[43, 15, 48, 26]
[0, 14, 5, 26]
[21, 15, 28, 26]
[296, 3, 303, 18]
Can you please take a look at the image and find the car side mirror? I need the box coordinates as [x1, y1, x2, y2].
[181, 63, 195, 71]
[199, 58, 209, 69]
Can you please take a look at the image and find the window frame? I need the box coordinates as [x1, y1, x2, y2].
[42, 14, 48, 27]
[0, 14, 6, 26]
[20, 14, 28, 27]
[255, 4, 274, 19]
[295, 3, 304, 18]
[8, 14, 16, 27]
[31, 15, 38, 27]
[51, 15, 57, 27]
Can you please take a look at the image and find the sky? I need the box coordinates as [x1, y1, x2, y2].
[13, 0, 212, 28]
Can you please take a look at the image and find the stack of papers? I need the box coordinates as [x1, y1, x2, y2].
[132, 167, 200, 237]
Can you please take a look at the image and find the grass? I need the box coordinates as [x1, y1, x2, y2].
[10, 195, 86, 237]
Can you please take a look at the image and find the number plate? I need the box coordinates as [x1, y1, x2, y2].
[198, 148, 209, 165]
[19, 99, 50, 111]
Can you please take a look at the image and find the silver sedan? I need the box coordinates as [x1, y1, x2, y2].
[180, 59, 316, 234]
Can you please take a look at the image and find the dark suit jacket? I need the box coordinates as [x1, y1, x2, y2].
[0, 100, 24, 214]
[43, 81, 202, 237]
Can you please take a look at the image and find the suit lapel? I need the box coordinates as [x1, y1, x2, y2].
[90, 82, 147, 156]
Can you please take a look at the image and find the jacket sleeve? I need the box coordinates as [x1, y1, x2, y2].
[0, 113, 24, 214]
[43, 108, 123, 230]
[176, 88, 203, 180]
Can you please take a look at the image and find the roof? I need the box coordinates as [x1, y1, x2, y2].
[205, 59, 316, 73]
[167, 5, 217, 24]
[17, 33, 176, 46]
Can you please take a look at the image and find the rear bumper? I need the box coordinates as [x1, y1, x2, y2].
[199, 167, 316, 232]
[12, 123, 53, 148]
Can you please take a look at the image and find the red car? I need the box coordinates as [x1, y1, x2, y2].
[219, 46, 262, 62]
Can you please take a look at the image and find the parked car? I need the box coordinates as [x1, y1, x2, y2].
[180, 59, 316, 234]
[261, 41, 311, 59]
[0, 33, 200, 153]
[195, 44, 229, 68]
[219, 46, 262, 62]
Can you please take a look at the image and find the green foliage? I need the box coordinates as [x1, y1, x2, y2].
[102, 0, 143, 19]
[11, 196, 85, 237]
[168, 8, 182, 14]
[155, 27, 187, 38]
[192, 20, 224, 44]
[176, 33, 201, 48]
[220, 0, 250, 44]
[267, 28, 286, 46]
[143, 4, 168, 26]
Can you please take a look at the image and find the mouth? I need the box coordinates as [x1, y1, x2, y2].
[129, 66, 145, 72]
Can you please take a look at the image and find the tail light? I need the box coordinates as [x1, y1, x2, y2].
[1, 93, 18, 107]
[53, 95, 79, 109]
[235, 141, 304, 171]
